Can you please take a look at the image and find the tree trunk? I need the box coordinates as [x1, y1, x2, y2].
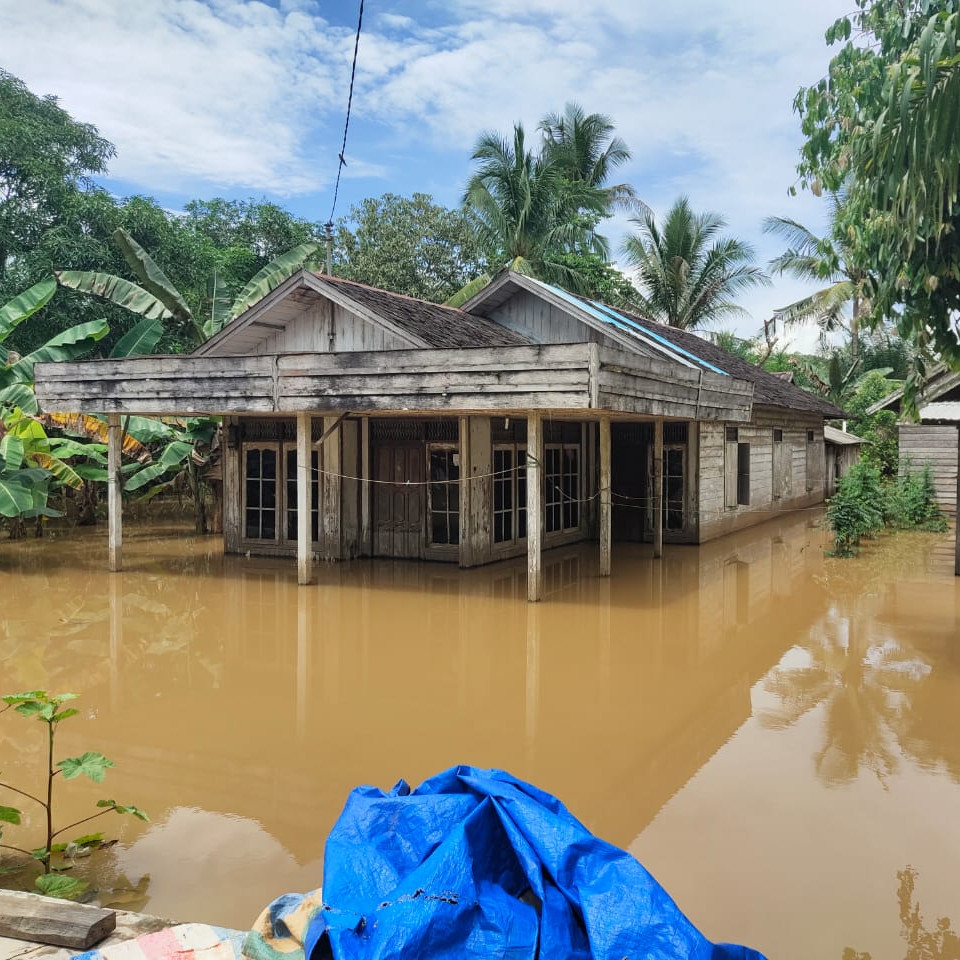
[851, 294, 860, 363]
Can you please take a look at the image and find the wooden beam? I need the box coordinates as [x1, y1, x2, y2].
[599, 416, 611, 577]
[222, 417, 240, 554]
[527, 413, 543, 602]
[653, 417, 664, 559]
[322, 415, 342, 561]
[107, 413, 122, 572]
[458, 415, 472, 568]
[0, 890, 116, 949]
[360, 416, 371, 556]
[296, 412, 313, 585]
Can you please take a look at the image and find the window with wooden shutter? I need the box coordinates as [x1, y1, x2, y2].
[737, 442, 751, 506]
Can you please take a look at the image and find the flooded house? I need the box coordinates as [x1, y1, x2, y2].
[869, 365, 960, 575]
[34, 269, 843, 599]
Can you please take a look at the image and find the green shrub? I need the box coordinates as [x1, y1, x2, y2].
[828, 461, 947, 555]
[826, 462, 885, 555]
[887, 465, 948, 531]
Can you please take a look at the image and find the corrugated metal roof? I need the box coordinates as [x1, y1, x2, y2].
[824, 425, 865, 445]
[919, 401, 960, 422]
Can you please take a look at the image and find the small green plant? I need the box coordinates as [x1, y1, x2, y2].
[0, 691, 148, 900]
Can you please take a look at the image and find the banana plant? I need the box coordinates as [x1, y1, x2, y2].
[58, 228, 320, 346]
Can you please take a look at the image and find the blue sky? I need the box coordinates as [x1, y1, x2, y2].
[0, 0, 851, 349]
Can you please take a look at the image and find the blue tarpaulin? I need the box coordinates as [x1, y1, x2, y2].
[302, 766, 766, 960]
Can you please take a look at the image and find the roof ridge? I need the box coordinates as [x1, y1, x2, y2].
[315, 274, 471, 317]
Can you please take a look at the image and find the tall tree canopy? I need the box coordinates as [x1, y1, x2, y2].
[764, 194, 871, 360]
[334, 193, 489, 303]
[0, 69, 114, 282]
[621, 196, 768, 330]
[462, 103, 635, 295]
[796, 1, 960, 386]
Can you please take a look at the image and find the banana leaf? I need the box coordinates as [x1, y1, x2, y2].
[31, 452, 83, 490]
[0, 474, 35, 517]
[228, 242, 320, 322]
[0, 319, 109, 389]
[123, 440, 193, 492]
[57, 271, 173, 321]
[0, 382, 38, 414]
[110, 315, 164, 358]
[0, 434, 24, 470]
[112, 228, 192, 324]
[37, 413, 152, 462]
[0, 278, 57, 341]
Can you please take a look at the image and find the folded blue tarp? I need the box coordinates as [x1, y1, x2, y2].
[304, 766, 766, 960]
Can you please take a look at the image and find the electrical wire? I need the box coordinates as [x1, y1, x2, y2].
[327, 0, 364, 228]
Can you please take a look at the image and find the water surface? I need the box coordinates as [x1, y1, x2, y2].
[1, 512, 959, 958]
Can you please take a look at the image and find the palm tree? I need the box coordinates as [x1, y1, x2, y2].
[621, 196, 768, 330]
[462, 123, 604, 294]
[538, 102, 641, 219]
[763, 194, 870, 361]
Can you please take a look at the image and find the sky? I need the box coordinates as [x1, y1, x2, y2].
[0, 0, 852, 351]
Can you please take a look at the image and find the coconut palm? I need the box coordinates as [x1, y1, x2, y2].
[459, 124, 607, 297]
[538, 102, 641, 219]
[763, 194, 870, 361]
[621, 196, 769, 330]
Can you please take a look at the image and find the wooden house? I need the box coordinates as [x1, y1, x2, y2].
[869, 366, 960, 575]
[823, 425, 864, 496]
[33, 270, 843, 600]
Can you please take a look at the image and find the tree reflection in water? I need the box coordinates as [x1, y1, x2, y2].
[844, 867, 960, 960]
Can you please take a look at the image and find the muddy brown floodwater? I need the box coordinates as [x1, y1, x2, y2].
[1, 510, 959, 958]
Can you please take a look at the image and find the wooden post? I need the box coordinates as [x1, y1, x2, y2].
[360, 416, 371, 556]
[322, 415, 342, 561]
[459, 415, 472, 568]
[222, 417, 241, 554]
[527, 413, 543, 602]
[955, 427, 959, 577]
[296, 412, 313, 585]
[107, 413, 122, 572]
[599, 417, 611, 577]
[653, 418, 664, 559]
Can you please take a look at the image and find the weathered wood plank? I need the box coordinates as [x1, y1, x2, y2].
[322, 415, 341, 561]
[599, 417, 611, 577]
[296, 412, 313, 585]
[107, 413, 122, 573]
[0, 891, 116, 949]
[653, 418, 663, 559]
[527, 414, 543, 602]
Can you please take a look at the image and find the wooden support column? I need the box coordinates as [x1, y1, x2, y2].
[527, 413, 543, 602]
[459, 416, 472, 568]
[296, 412, 313, 585]
[322, 415, 342, 561]
[222, 417, 240, 554]
[653, 418, 664, 559]
[360, 416, 371, 556]
[107, 413, 122, 572]
[955, 427, 959, 577]
[599, 417, 611, 577]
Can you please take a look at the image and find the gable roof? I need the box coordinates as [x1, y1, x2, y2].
[319, 276, 530, 349]
[867, 363, 960, 417]
[463, 271, 844, 418]
[195, 270, 529, 357]
[824, 425, 865, 446]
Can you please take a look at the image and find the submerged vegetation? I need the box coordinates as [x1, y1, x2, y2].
[827, 462, 947, 557]
[0, 691, 147, 901]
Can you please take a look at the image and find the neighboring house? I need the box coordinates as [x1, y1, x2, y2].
[824, 425, 865, 497]
[33, 269, 842, 600]
[869, 366, 960, 517]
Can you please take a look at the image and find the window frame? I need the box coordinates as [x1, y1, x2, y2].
[426, 443, 461, 547]
[544, 442, 582, 535]
[281, 442, 321, 545]
[242, 442, 281, 543]
[737, 442, 751, 507]
[492, 443, 528, 545]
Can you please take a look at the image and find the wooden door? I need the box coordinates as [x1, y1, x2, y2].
[373, 445, 425, 558]
[611, 432, 647, 542]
